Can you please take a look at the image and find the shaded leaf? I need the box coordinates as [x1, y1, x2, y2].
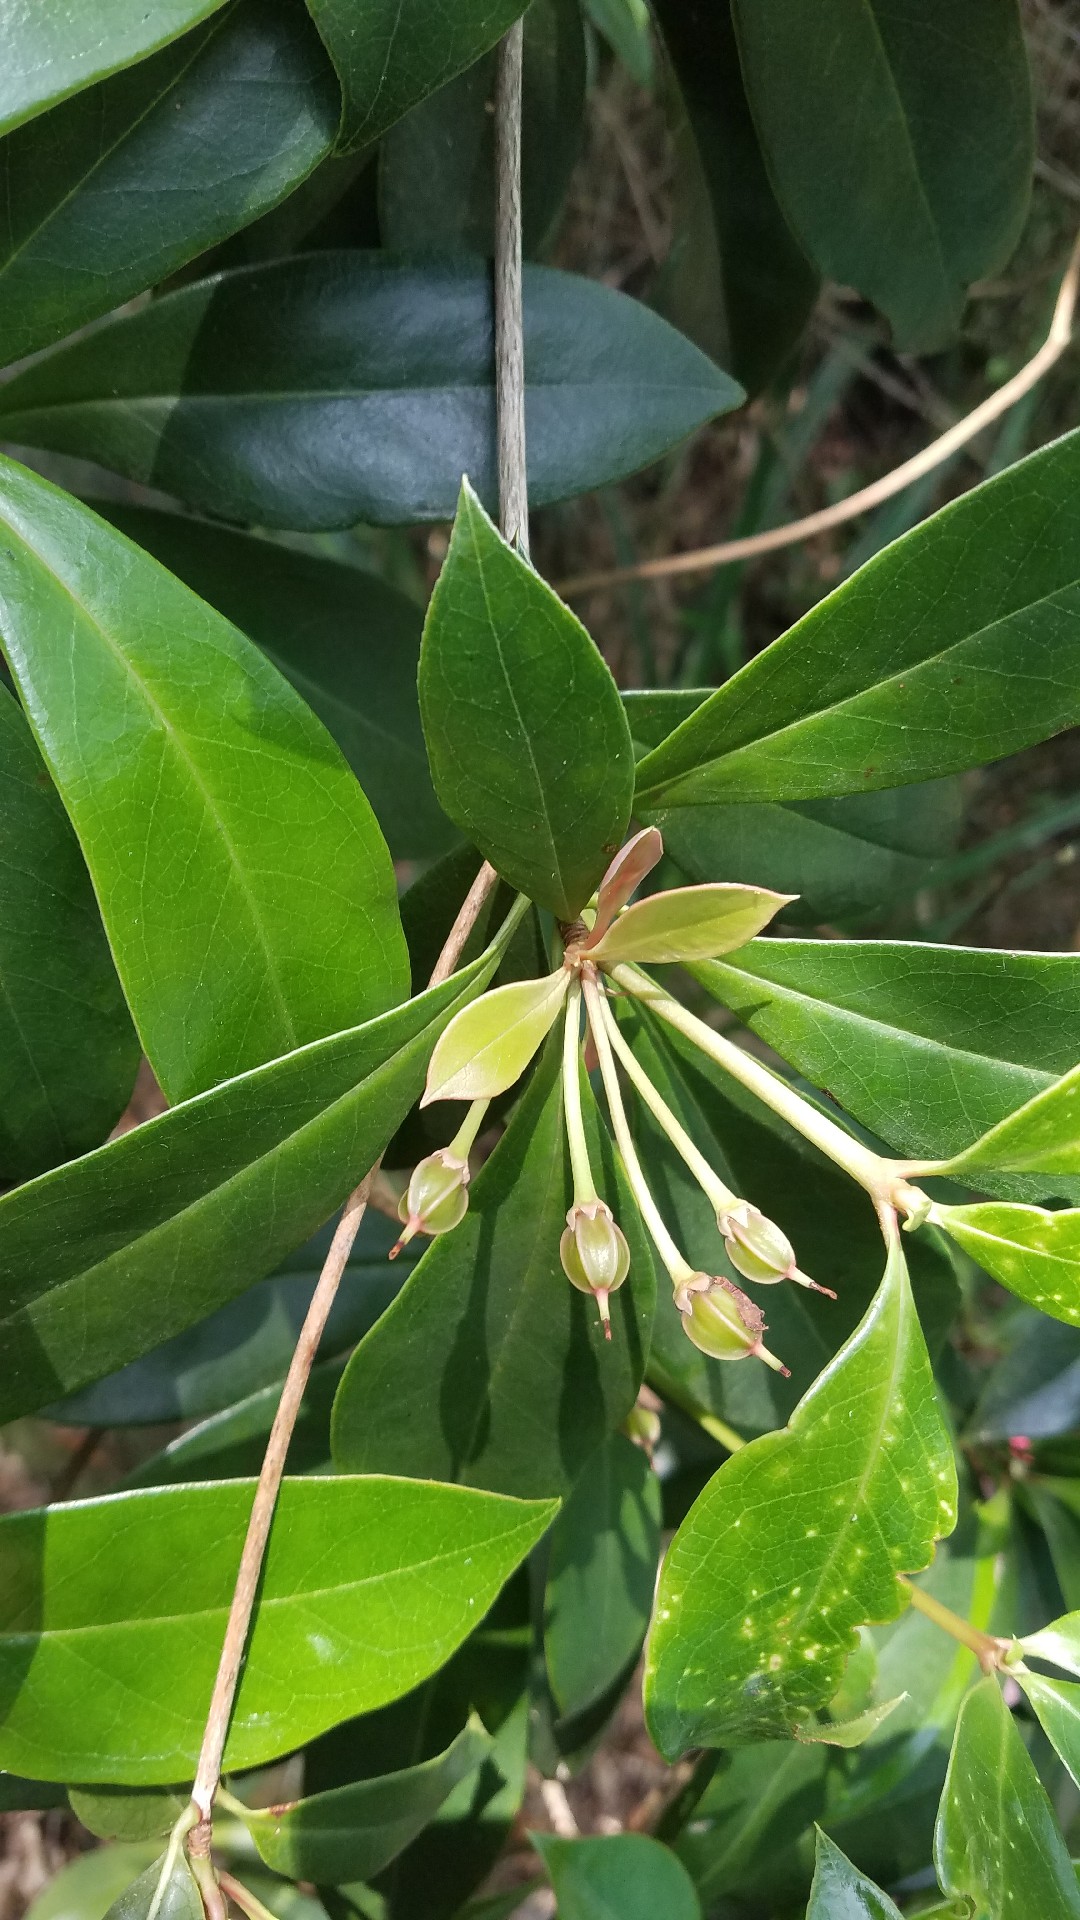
[69, 1786, 186, 1842]
[0, 0, 229, 138]
[583, 0, 653, 87]
[304, 0, 525, 152]
[419, 482, 634, 919]
[0, 255, 743, 531]
[0, 456, 407, 1103]
[644, 1239, 957, 1758]
[544, 1432, 662, 1718]
[967, 1315, 1080, 1443]
[934, 1204, 1080, 1327]
[121, 1354, 343, 1487]
[423, 972, 569, 1105]
[24, 1847, 163, 1920]
[102, 1852, 202, 1920]
[806, 1830, 902, 1919]
[534, 1833, 701, 1920]
[0, 1476, 554, 1783]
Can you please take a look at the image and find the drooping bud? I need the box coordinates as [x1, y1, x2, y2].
[719, 1203, 835, 1298]
[676, 1274, 789, 1375]
[560, 1199, 630, 1340]
[390, 1149, 470, 1258]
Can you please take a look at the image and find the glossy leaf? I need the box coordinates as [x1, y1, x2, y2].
[534, 1833, 701, 1920]
[806, 1831, 902, 1919]
[644, 1239, 957, 1758]
[935, 1675, 1080, 1918]
[304, 0, 525, 151]
[0, 255, 743, 531]
[941, 1065, 1080, 1179]
[1017, 1671, 1080, 1794]
[0, 0, 337, 365]
[332, 1038, 656, 1497]
[0, 683, 138, 1183]
[0, 0, 230, 137]
[423, 972, 569, 1106]
[101, 505, 453, 862]
[0, 457, 407, 1102]
[544, 1432, 662, 1718]
[101, 1852, 202, 1920]
[696, 938, 1080, 1202]
[590, 883, 791, 966]
[634, 431, 1080, 811]
[243, 1721, 490, 1881]
[731, 0, 1032, 351]
[934, 1204, 1080, 1327]
[419, 483, 634, 918]
[0, 1476, 554, 1783]
[0, 963, 486, 1424]
[1022, 1611, 1080, 1678]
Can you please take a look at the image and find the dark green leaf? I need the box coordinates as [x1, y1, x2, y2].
[100, 505, 453, 862]
[69, 1786, 186, 1842]
[0, 1774, 67, 1813]
[534, 1833, 701, 1920]
[22, 1845, 162, 1920]
[544, 1432, 662, 1718]
[303, 0, 524, 152]
[696, 938, 1080, 1202]
[935, 1675, 1080, 1918]
[0, 0, 337, 365]
[332, 1036, 656, 1498]
[122, 1354, 342, 1486]
[0, 962, 486, 1423]
[582, 0, 653, 88]
[0, 1476, 554, 1782]
[0, 456, 407, 1102]
[0, 255, 744, 531]
[419, 482, 634, 918]
[379, 0, 585, 258]
[243, 1721, 490, 1881]
[731, 0, 1032, 350]
[1020, 1483, 1080, 1610]
[651, 0, 817, 393]
[806, 1831, 902, 1919]
[644, 1240, 957, 1758]
[671, 1742, 825, 1911]
[0, 682, 138, 1182]
[634, 432, 1080, 811]
[967, 1315, 1080, 1443]
[103, 1853, 202, 1920]
[0, 0, 230, 137]
[935, 1203, 1080, 1328]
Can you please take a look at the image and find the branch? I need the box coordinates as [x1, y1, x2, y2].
[495, 18, 529, 558]
[559, 231, 1080, 597]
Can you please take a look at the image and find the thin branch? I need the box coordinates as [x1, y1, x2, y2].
[559, 231, 1080, 597]
[495, 18, 529, 557]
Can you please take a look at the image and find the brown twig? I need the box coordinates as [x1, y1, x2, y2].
[495, 18, 529, 559]
[559, 230, 1080, 597]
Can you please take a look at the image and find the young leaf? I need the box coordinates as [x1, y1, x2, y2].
[0, 1477, 555, 1783]
[0, 0, 230, 137]
[544, 1432, 662, 1718]
[419, 484, 634, 918]
[644, 1239, 957, 1759]
[731, 0, 1032, 351]
[304, 0, 525, 151]
[0, 257, 743, 530]
[935, 1676, 1080, 1919]
[806, 1830, 902, 1919]
[0, 457, 407, 1103]
[1016, 1672, 1080, 1793]
[0, 683, 138, 1182]
[423, 972, 569, 1105]
[588, 883, 792, 966]
[934, 1204, 1080, 1328]
[0, 0, 337, 365]
[241, 1720, 491, 1881]
[0, 962, 486, 1424]
[940, 1065, 1080, 1179]
[101, 1851, 203, 1920]
[533, 1833, 701, 1920]
[695, 938, 1080, 1202]
[1021, 1611, 1080, 1679]
[634, 430, 1080, 811]
[332, 1038, 656, 1498]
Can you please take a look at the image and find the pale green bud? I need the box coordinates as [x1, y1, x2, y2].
[677, 1275, 789, 1375]
[391, 1149, 470, 1258]
[720, 1203, 833, 1297]
[560, 1200, 630, 1340]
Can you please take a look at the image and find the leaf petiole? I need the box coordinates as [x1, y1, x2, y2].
[898, 1575, 1012, 1672]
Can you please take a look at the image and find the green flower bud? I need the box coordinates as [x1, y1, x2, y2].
[720, 1203, 834, 1297]
[677, 1275, 789, 1375]
[391, 1149, 470, 1258]
[560, 1200, 630, 1340]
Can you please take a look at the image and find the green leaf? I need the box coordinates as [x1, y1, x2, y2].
[419, 483, 634, 918]
[0, 456, 407, 1103]
[935, 1675, 1080, 1919]
[0, 1475, 554, 1783]
[122, 1354, 342, 1487]
[634, 431, 1080, 811]
[651, 0, 818, 393]
[379, 0, 585, 257]
[243, 1721, 490, 1881]
[24, 1846, 164, 1920]
[0, 683, 138, 1182]
[1017, 1671, 1080, 1794]
[731, 0, 1032, 351]
[0, 0, 230, 137]
[940, 1066, 1080, 1180]
[695, 938, 1080, 1202]
[644, 1239, 957, 1758]
[0, 256, 743, 531]
[935, 1204, 1080, 1327]
[535, 1834, 701, 1920]
[544, 1432, 662, 1718]
[304, 0, 525, 152]
[0, 0, 338, 365]
[589, 883, 791, 966]
[423, 973, 569, 1105]
[806, 1831, 902, 1919]
[1022, 1610, 1080, 1678]
[332, 1036, 656, 1498]
[671, 1741, 825, 1911]
[102, 1853, 203, 1920]
[69, 1786, 186, 1842]
[0, 962, 486, 1423]
[100, 505, 453, 862]
[583, 0, 653, 88]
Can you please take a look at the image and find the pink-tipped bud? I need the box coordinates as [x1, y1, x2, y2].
[676, 1274, 789, 1375]
[390, 1149, 470, 1258]
[560, 1200, 630, 1339]
[719, 1203, 834, 1298]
